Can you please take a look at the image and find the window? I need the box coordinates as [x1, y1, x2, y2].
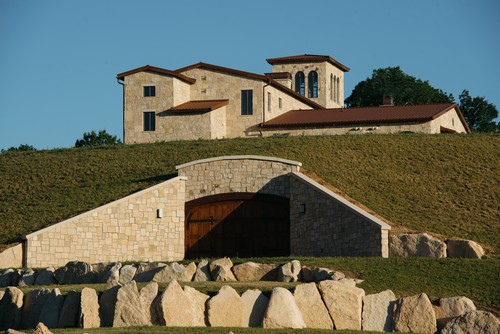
[333, 75, 337, 102]
[143, 86, 155, 97]
[143, 112, 156, 131]
[295, 72, 305, 96]
[330, 74, 334, 101]
[267, 92, 271, 112]
[241, 90, 253, 115]
[336, 77, 340, 103]
[279, 97, 282, 109]
[308, 71, 318, 98]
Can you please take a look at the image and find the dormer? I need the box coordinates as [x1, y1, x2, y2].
[266, 54, 349, 108]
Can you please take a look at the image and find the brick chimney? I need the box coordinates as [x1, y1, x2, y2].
[382, 95, 394, 106]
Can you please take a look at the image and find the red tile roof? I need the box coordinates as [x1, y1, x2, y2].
[167, 100, 229, 113]
[261, 103, 470, 132]
[266, 54, 350, 72]
[116, 65, 196, 84]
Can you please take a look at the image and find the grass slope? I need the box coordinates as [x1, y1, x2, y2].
[1, 134, 498, 253]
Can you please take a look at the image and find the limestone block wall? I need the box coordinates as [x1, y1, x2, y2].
[176, 156, 302, 202]
[23, 177, 186, 267]
[430, 107, 468, 133]
[289, 172, 390, 257]
[159, 112, 213, 141]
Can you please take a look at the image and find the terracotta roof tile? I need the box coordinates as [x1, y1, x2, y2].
[262, 103, 470, 132]
[266, 54, 350, 72]
[116, 65, 196, 84]
[167, 99, 229, 113]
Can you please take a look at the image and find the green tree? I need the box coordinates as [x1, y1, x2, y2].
[1, 144, 37, 153]
[75, 130, 122, 148]
[345, 66, 453, 107]
[458, 90, 499, 132]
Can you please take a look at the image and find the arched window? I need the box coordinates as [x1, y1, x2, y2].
[336, 77, 340, 103]
[330, 74, 334, 101]
[308, 71, 318, 98]
[333, 75, 337, 102]
[295, 72, 305, 96]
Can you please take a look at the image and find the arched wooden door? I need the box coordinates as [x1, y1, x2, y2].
[185, 193, 290, 259]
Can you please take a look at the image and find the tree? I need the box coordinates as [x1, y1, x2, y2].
[1, 144, 37, 153]
[345, 66, 453, 107]
[75, 130, 122, 148]
[458, 90, 499, 132]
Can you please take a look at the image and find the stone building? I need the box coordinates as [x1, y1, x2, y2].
[117, 54, 470, 144]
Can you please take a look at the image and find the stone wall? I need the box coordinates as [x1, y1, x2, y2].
[430, 107, 468, 133]
[23, 177, 186, 268]
[289, 173, 390, 257]
[176, 156, 302, 202]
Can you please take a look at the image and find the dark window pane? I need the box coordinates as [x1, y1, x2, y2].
[143, 112, 155, 131]
[241, 90, 253, 115]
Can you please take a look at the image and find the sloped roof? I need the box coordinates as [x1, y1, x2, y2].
[175, 62, 325, 110]
[266, 54, 350, 72]
[262, 103, 471, 132]
[116, 65, 196, 84]
[167, 100, 229, 113]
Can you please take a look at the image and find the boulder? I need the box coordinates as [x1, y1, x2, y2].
[442, 310, 499, 334]
[152, 262, 195, 283]
[263, 287, 306, 329]
[447, 239, 485, 259]
[4, 329, 27, 334]
[318, 280, 365, 330]
[98, 285, 120, 327]
[0, 289, 4, 300]
[21, 288, 52, 329]
[194, 259, 211, 282]
[434, 296, 476, 331]
[240, 289, 269, 327]
[294, 283, 333, 329]
[54, 261, 95, 284]
[277, 260, 302, 282]
[32, 322, 52, 334]
[0, 269, 15, 287]
[209, 257, 236, 281]
[134, 262, 167, 282]
[301, 267, 345, 282]
[362, 289, 396, 332]
[119, 265, 137, 285]
[113, 281, 150, 327]
[79, 287, 100, 328]
[93, 263, 122, 286]
[183, 285, 209, 326]
[38, 288, 64, 328]
[392, 293, 436, 334]
[0, 286, 24, 330]
[58, 290, 80, 328]
[232, 262, 278, 281]
[139, 282, 159, 325]
[207, 285, 242, 327]
[34, 267, 55, 286]
[157, 280, 207, 327]
[389, 233, 446, 258]
[18, 268, 35, 287]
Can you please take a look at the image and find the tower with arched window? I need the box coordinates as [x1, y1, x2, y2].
[267, 54, 349, 108]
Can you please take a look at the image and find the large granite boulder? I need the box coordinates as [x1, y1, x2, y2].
[38, 288, 64, 328]
[32, 322, 52, 334]
[79, 287, 100, 328]
[294, 283, 333, 329]
[389, 233, 446, 258]
[93, 263, 121, 286]
[392, 293, 436, 334]
[98, 285, 120, 327]
[18, 269, 35, 287]
[240, 289, 269, 327]
[194, 259, 212, 282]
[447, 239, 485, 259]
[434, 296, 476, 331]
[207, 285, 242, 327]
[277, 260, 302, 282]
[113, 281, 150, 327]
[318, 280, 365, 330]
[134, 262, 167, 282]
[139, 282, 159, 325]
[34, 267, 55, 286]
[232, 262, 278, 281]
[119, 265, 137, 285]
[21, 289, 52, 329]
[0, 269, 15, 287]
[263, 287, 305, 329]
[442, 310, 499, 334]
[58, 290, 80, 328]
[183, 285, 209, 326]
[210, 257, 237, 281]
[54, 261, 95, 284]
[0, 286, 24, 330]
[152, 262, 196, 283]
[362, 289, 396, 332]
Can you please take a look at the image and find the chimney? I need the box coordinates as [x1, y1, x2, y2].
[382, 94, 394, 106]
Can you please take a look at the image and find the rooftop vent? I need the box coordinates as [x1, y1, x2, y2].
[382, 95, 394, 106]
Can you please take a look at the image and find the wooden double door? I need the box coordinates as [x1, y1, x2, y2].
[185, 193, 290, 259]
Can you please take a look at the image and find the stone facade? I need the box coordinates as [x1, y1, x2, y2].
[23, 177, 186, 267]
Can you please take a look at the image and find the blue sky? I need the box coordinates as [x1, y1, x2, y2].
[1, 0, 499, 149]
